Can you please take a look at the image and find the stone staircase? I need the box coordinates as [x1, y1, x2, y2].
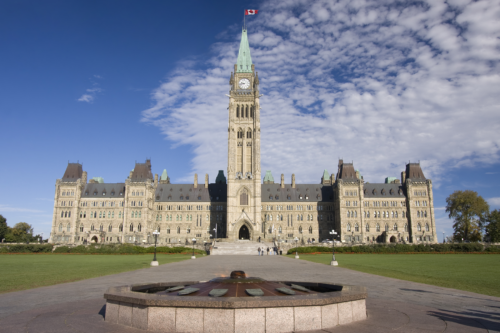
[211, 240, 275, 255]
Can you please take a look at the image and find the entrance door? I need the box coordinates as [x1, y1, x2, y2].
[239, 225, 250, 240]
[390, 236, 396, 243]
[91, 236, 98, 243]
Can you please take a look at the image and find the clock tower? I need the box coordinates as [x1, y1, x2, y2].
[226, 28, 262, 240]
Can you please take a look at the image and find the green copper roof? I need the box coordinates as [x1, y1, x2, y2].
[237, 29, 253, 73]
[322, 169, 329, 180]
[215, 170, 226, 184]
[160, 169, 168, 181]
[263, 170, 274, 182]
[385, 177, 397, 183]
[92, 177, 104, 183]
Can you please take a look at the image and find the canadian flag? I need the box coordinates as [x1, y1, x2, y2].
[245, 9, 258, 15]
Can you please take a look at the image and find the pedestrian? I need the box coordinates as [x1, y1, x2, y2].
[258, 247, 261, 256]
[267, 247, 270, 255]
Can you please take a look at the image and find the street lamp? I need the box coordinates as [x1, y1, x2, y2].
[151, 230, 160, 266]
[294, 237, 299, 259]
[329, 230, 338, 266]
[191, 238, 197, 259]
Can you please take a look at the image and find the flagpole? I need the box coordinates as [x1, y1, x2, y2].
[244, 11, 246, 30]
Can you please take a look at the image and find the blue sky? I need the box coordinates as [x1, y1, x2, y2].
[1, 0, 499, 241]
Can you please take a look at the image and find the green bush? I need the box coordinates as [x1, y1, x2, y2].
[286, 243, 490, 255]
[52, 244, 204, 254]
[0, 244, 53, 253]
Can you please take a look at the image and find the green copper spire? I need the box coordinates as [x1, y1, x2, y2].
[263, 170, 274, 183]
[160, 169, 168, 181]
[322, 170, 329, 180]
[237, 29, 253, 73]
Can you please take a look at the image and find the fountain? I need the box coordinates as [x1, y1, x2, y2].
[104, 270, 367, 332]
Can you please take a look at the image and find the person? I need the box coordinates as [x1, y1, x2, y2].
[258, 247, 261, 256]
[266, 247, 270, 255]
[258, 236, 261, 243]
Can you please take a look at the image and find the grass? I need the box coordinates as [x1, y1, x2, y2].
[287, 253, 500, 297]
[0, 253, 197, 294]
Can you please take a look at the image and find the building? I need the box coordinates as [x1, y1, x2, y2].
[49, 29, 437, 245]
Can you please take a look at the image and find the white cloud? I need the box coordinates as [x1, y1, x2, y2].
[77, 94, 94, 103]
[487, 197, 500, 206]
[0, 205, 45, 213]
[77, 78, 103, 103]
[141, 0, 500, 184]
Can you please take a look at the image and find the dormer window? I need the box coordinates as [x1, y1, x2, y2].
[102, 192, 106, 196]
[180, 196, 184, 200]
[305, 195, 309, 200]
[93, 192, 97, 196]
[186, 196, 190, 200]
[299, 195, 303, 200]
[85, 192, 89, 196]
[275, 195, 279, 200]
[198, 196, 201, 200]
[120, 192, 123, 196]
[269, 195, 273, 200]
[111, 192, 114, 196]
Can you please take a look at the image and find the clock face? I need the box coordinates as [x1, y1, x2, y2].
[238, 78, 250, 89]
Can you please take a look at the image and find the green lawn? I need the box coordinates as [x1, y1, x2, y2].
[0, 254, 197, 294]
[288, 253, 500, 297]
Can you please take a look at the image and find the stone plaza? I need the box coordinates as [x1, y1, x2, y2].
[1, 255, 499, 332]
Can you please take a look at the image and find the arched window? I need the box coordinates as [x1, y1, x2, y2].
[130, 224, 133, 232]
[385, 224, 389, 232]
[238, 129, 243, 138]
[308, 226, 313, 234]
[61, 211, 64, 218]
[424, 211, 427, 218]
[64, 211, 68, 218]
[425, 224, 430, 232]
[240, 192, 248, 205]
[236, 105, 239, 117]
[100, 224, 103, 231]
[347, 211, 350, 218]
[417, 211, 420, 218]
[247, 130, 252, 139]
[404, 223, 408, 232]
[58, 224, 62, 232]
[108, 225, 112, 232]
[355, 223, 359, 232]
[365, 223, 369, 232]
[378, 211, 381, 218]
[347, 223, 351, 232]
[395, 211, 398, 218]
[80, 224, 84, 232]
[177, 226, 180, 234]
[417, 224, 421, 231]
[354, 211, 357, 218]
[246, 105, 249, 117]
[119, 224, 123, 232]
[376, 224, 380, 232]
[301, 215, 303, 221]
[156, 214, 159, 221]
[391, 211, 394, 218]
[138, 224, 142, 232]
[279, 226, 282, 233]
[393, 224, 398, 231]
[299, 226, 303, 233]
[367, 211, 370, 218]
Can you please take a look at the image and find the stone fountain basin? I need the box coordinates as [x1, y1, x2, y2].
[104, 281, 367, 332]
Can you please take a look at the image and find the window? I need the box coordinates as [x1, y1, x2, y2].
[308, 226, 312, 234]
[119, 224, 123, 232]
[424, 211, 427, 218]
[365, 224, 369, 232]
[91, 224, 95, 231]
[355, 223, 359, 232]
[177, 226, 180, 234]
[108, 225, 112, 232]
[58, 224, 62, 232]
[80, 224, 84, 232]
[299, 226, 303, 233]
[425, 224, 430, 232]
[347, 223, 351, 232]
[393, 223, 398, 231]
[417, 224, 421, 231]
[130, 224, 133, 232]
[240, 192, 248, 205]
[385, 224, 389, 232]
[376, 224, 380, 232]
[138, 224, 142, 232]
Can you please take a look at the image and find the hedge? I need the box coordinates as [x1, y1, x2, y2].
[0, 244, 53, 253]
[0, 244, 204, 254]
[286, 243, 500, 255]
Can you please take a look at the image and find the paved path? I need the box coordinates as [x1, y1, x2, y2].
[1, 255, 499, 332]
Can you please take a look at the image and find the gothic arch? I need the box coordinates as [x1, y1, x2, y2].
[233, 219, 254, 241]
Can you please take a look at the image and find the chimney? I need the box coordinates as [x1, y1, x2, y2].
[194, 174, 198, 188]
[154, 174, 158, 184]
[281, 174, 285, 188]
[291, 174, 296, 188]
[205, 174, 209, 188]
[82, 171, 87, 184]
[331, 173, 335, 184]
[401, 171, 406, 184]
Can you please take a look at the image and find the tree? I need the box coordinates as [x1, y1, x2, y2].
[446, 190, 489, 242]
[0, 215, 10, 241]
[12, 222, 35, 243]
[484, 210, 500, 243]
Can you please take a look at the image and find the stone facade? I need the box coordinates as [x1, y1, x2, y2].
[49, 29, 437, 245]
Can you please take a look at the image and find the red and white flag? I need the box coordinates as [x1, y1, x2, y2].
[245, 9, 258, 15]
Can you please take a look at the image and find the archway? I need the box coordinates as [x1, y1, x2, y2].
[390, 236, 396, 243]
[238, 225, 250, 240]
[91, 236, 98, 243]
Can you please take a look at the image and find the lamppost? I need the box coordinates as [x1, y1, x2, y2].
[213, 225, 218, 242]
[191, 238, 197, 259]
[294, 237, 299, 259]
[329, 230, 338, 266]
[151, 230, 160, 266]
[443, 232, 445, 244]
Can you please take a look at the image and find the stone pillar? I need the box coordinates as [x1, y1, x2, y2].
[292, 174, 296, 188]
[194, 174, 198, 188]
[281, 174, 285, 188]
[205, 174, 209, 188]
